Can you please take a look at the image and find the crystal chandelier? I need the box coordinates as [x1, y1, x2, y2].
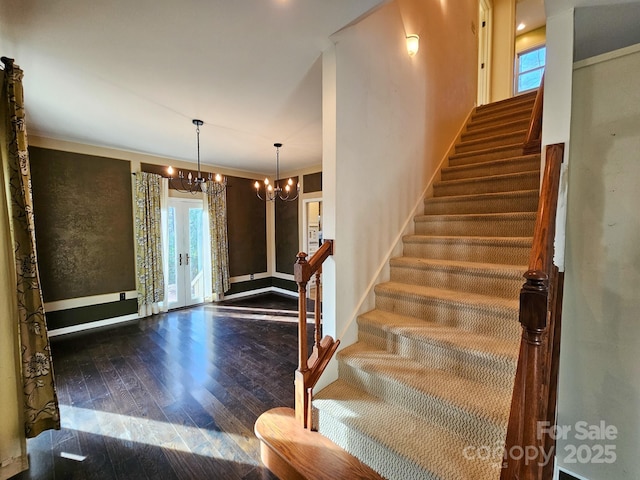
[254, 143, 299, 202]
[167, 119, 226, 195]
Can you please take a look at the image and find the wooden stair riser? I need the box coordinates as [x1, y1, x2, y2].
[402, 236, 532, 265]
[461, 119, 530, 142]
[468, 108, 532, 130]
[449, 144, 525, 166]
[434, 171, 540, 197]
[337, 358, 508, 447]
[373, 287, 521, 339]
[455, 131, 527, 154]
[356, 321, 517, 390]
[389, 261, 525, 298]
[424, 190, 539, 215]
[441, 156, 540, 182]
[414, 214, 536, 237]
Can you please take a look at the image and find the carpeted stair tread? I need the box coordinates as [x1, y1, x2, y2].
[389, 256, 525, 298]
[356, 310, 519, 389]
[455, 130, 527, 154]
[474, 91, 536, 117]
[337, 342, 512, 430]
[441, 155, 540, 181]
[424, 189, 539, 214]
[402, 234, 533, 264]
[389, 255, 525, 275]
[461, 118, 530, 141]
[374, 281, 520, 338]
[314, 380, 503, 480]
[414, 211, 536, 237]
[375, 281, 517, 310]
[433, 170, 540, 197]
[358, 309, 520, 364]
[468, 108, 532, 130]
[448, 143, 526, 166]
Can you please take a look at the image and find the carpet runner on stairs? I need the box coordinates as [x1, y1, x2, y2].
[313, 92, 539, 480]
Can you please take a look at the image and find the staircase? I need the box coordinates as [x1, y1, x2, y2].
[312, 92, 540, 480]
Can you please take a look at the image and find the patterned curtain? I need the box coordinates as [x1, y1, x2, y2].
[1, 57, 60, 438]
[134, 172, 165, 316]
[205, 181, 230, 296]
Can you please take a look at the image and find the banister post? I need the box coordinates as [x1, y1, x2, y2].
[295, 252, 310, 372]
[515, 270, 550, 480]
[294, 252, 310, 428]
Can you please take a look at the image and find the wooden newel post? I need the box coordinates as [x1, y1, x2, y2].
[291, 241, 338, 430]
[294, 252, 311, 428]
[518, 270, 549, 480]
[294, 252, 310, 372]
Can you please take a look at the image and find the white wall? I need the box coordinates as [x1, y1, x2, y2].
[556, 44, 640, 480]
[490, 0, 516, 101]
[320, 0, 478, 389]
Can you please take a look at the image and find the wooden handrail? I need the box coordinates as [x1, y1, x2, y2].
[293, 239, 339, 429]
[523, 74, 544, 155]
[502, 143, 564, 480]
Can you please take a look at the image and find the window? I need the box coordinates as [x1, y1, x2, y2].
[516, 45, 546, 94]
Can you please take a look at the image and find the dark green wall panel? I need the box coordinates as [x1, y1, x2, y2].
[30, 147, 136, 302]
[226, 176, 268, 276]
[275, 179, 299, 275]
[45, 299, 138, 330]
[226, 277, 272, 295]
[303, 172, 322, 193]
[272, 277, 297, 293]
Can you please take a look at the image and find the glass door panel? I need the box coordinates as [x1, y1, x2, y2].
[167, 199, 204, 309]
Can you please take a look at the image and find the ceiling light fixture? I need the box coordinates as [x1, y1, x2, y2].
[517, 23, 526, 31]
[406, 34, 420, 57]
[254, 143, 299, 202]
[167, 119, 226, 195]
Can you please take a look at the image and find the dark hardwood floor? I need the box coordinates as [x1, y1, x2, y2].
[14, 294, 309, 480]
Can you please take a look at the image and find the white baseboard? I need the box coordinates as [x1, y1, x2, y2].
[48, 313, 139, 337]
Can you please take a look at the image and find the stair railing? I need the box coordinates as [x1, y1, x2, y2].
[522, 74, 544, 155]
[502, 142, 565, 480]
[293, 239, 340, 429]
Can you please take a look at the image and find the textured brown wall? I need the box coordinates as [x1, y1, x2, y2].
[30, 147, 136, 302]
[303, 172, 322, 193]
[275, 177, 299, 275]
[226, 176, 267, 276]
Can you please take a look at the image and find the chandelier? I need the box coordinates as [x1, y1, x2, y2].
[167, 119, 226, 195]
[254, 143, 299, 202]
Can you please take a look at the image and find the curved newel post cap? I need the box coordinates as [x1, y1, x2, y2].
[523, 270, 549, 291]
[296, 252, 308, 264]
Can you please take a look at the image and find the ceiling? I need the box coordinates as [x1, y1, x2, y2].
[0, 0, 383, 175]
[516, 0, 547, 35]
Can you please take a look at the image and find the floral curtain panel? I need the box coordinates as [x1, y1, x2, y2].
[1, 57, 60, 438]
[134, 172, 165, 316]
[204, 181, 230, 296]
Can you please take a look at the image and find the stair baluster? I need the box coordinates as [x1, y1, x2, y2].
[293, 240, 339, 429]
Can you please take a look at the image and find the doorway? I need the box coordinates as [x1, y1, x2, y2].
[477, 0, 493, 106]
[166, 198, 205, 309]
[302, 199, 322, 299]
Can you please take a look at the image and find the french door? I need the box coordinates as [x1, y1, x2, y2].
[166, 198, 205, 309]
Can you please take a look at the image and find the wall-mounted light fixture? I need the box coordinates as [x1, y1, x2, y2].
[406, 34, 420, 57]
